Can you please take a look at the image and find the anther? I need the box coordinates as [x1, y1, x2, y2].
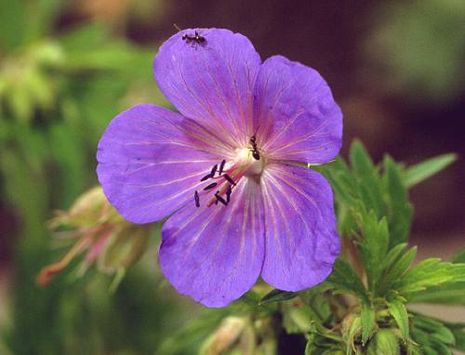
[226, 186, 232, 203]
[223, 174, 236, 186]
[218, 160, 226, 175]
[214, 191, 228, 206]
[194, 190, 200, 207]
[200, 173, 212, 182]
[210, 164, 218, 177]
[203, 182, 218, 191]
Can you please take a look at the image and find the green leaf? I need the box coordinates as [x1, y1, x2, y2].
[259, 289, 298, 305]
[357, 210, 389, 291]
[396, 259, 465, 296]
[411, 314, 456, 355]
[405, 153, 457, 188]
[410, 281, 465, 305]
[387, 299, 409, 339]
[367, 329, 400, 355]
[327, 259, 369, 303]
[383, 156, 413, 247]
[360, 303, 375, 345]
[446, 324, 465, 351]
[378, 244, 417, 295]
[349, 141, 384, 218]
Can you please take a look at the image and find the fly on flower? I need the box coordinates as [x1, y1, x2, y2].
[97, 28, 343, 307]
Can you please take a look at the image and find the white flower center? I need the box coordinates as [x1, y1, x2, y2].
[234, 147, 265, 177]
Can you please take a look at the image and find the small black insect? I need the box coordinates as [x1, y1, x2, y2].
[194, 190, 200, 207]
[249, 135, 260, 160]
[174, 24, 206, 45]
[182, 31, 206, 44]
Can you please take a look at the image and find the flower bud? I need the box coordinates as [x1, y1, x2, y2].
[37, 186, 153, 286]
[201, 316, 255, 355]
[367, 329, 400, 355]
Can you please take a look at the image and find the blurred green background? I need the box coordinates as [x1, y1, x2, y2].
[0, 0, 464, 354]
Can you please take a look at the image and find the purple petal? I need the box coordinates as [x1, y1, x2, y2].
[154, 28, 261, 146]
[97, 104, 219, 224]
[159, 179, 265, 307]
[254, 55, 342, 164]
[260, 164, 340, 291]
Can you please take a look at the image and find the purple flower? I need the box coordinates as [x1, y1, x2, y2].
[97, 28, 342, 307]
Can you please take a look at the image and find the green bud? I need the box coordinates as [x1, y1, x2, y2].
[37, 186, 153, 286]
[200, 317, 252, 355]
[99, 224, 150, 273]
[367, 329, 400, 355]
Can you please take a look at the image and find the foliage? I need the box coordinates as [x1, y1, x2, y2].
[158, 140, 463, 354]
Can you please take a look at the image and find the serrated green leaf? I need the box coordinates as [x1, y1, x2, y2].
[349, 141, 384, 218]
[388, 299, 409, 339]
[327, 259, 369, 303]
[405, 153, 457, 188]
[381, 243, 409, 271]
[259, 289, 298, 305]
[413, 315, 455, 345]
[410, 281, 465, 305]
[357, 210, 389, 291]
[383, 156, 412, 247]
[396, 259, 465, 296]
[367, 329, 400, 355]
[379, 245, 417, 295]
[430, 338, 452, 355]
[360, 303, 375, 345]
[447, 325, 465, 351]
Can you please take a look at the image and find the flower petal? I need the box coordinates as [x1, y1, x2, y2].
[154, 28, 261, 146]
[97, 104, 219, 224]
[159, 179, 265, 307]
[254, 55, 342, 164]
[260, 164, 340, 291]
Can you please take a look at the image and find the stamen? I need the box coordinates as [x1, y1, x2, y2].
[214, 191, 228, 206]
[226, 186, 232, 203]
[203, 182, 218, 191]
[200, 173, 212, 182]
[218, 159, 226, 175]
[194, 190, 200, 207]
[223, 174, 236, 186]
[210, 164, 218, 177]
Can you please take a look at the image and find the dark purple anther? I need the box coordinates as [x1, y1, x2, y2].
[226, 186, 232, 203]
[210, 164, 218, 177]
[194, 190, 200, 207]
[200, 173, 212, 182]
[218, 160, 226, 175]
[223, 174, 236, 186]
[214, 192, 227, 206]
[203, 182, 218, 191]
